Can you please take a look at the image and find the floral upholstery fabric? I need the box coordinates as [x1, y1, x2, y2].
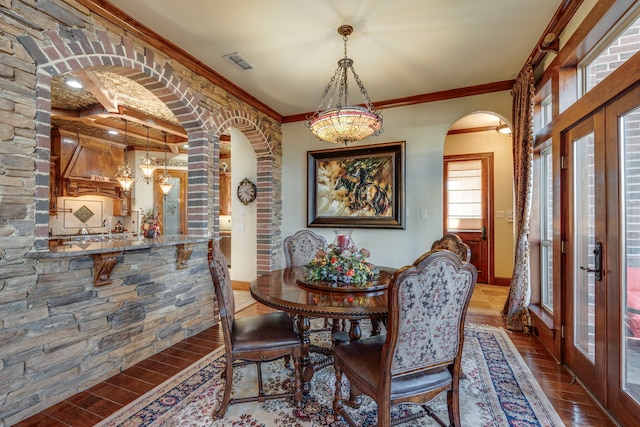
[283, 230, 327, 268]
[210, 242, 235, 334]
[391, 253, 476, 375]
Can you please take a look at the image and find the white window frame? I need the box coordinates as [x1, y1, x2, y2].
[540, 146, 553, 312]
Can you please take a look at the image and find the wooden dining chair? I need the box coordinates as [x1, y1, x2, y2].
[283, 229, 327, 268]
[332, 249, 477, 427]
[283, 230, 340, 332]
[431, 233, 472, 262]
[208, 240, 302, 419]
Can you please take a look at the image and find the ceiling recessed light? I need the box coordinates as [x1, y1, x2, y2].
[108, 130, 118, 135]
[66, 79, 83, 89]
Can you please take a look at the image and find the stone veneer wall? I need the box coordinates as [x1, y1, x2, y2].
[0, 0, 283, 424]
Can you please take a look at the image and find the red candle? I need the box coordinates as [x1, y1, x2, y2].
[337, 234, 350, 249]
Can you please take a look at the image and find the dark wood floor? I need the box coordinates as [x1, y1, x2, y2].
[15, 284, 617, 427]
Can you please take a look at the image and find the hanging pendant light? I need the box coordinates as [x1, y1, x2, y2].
[306, 25, 383, 146]
[138, 126, 157, 183]
[115, 120, 137, 194]
[157, 131, 175, 197]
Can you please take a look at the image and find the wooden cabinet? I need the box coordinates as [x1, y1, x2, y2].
[52, 129, 124, 199]
[220, 172, 231, 215]
[113, 197, 131, 216]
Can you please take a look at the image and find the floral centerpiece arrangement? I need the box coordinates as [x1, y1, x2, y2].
[140, 208, 161, 238]
[304, 244, 379, 286]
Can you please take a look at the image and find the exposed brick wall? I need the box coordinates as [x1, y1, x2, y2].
[0, 1, 283, 423]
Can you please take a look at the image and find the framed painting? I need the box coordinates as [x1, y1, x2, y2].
[307, 141, 405, 229]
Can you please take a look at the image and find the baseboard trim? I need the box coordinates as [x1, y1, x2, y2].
[492, 277, 511, 286]
[231, 280, 251, 291]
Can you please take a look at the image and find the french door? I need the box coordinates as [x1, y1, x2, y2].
[563, 113, 607, 401]
[443, 153, 492, 283]
[604, 85, 640, 426]
[563, 84, 640, 425]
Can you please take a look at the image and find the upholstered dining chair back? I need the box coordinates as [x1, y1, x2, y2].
[332, 249, 477, 427]
[283, 230, 327, 268]
[430, 233, 472, 262]
[389, 249, 476, 374]
[208, 240, 302, 419]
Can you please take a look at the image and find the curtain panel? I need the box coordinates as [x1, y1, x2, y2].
[502, 63, 535, 332]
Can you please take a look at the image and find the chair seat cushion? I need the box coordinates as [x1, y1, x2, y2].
[334, 335, 452, 399]
[232, 311, 299, 351]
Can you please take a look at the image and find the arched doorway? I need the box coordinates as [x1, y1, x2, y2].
[444, 112, 514, 285]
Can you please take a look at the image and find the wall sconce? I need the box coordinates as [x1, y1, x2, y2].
[496, 121, 512, 135]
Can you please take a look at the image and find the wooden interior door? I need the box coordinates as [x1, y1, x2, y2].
[443, 153, 493, 283]
[155, 170, 188, 235]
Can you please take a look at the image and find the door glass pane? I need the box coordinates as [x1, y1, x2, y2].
[162, 176, 181, 235]
[621, 106, 640, 402]
[447, 160, 482, 231]
[573, 132, 596, 361]
[541, 147, 553, 311]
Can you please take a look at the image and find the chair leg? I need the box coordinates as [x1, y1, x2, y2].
[348, 383, 363, 408]
[377, 400, 391, 427]
[213, 363, 234, 419]
[256, 361, 266, 401]
[333, 363, 344, 416]
[447, 386, 461, 427]
[293, 356, 302, 407]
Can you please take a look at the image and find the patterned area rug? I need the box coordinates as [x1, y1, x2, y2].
[97, 324, 564, 426]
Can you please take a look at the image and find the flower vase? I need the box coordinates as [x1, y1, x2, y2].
[333, 229, 354, 251]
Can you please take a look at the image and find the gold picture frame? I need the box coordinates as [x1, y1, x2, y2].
[307, 141, 405, 229]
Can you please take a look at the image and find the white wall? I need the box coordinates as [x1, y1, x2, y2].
[229, 128, 258, 281]
[282, 91, 512, 270]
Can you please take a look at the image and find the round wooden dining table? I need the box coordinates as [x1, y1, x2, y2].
[250, 266, 394, 389]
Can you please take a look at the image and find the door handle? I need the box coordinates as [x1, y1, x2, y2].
[579, 241, 602, 281]
[481, 226, 486, 240]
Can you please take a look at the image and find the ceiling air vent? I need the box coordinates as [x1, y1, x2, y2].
[223, 52, 256, 71]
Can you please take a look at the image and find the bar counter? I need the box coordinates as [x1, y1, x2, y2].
[31, 235, 207, 258]
[27, 235, 208, 286]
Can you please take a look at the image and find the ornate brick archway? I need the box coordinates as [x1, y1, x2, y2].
[20, 28, 282, 271]
[214, 116, 283, 272]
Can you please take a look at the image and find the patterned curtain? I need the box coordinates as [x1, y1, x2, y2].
[502, 63, 535, 332]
